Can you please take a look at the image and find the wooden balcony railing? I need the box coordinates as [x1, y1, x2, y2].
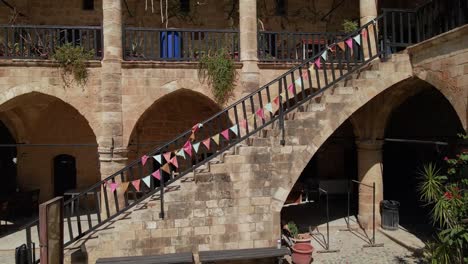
[0, 25, 102, 60]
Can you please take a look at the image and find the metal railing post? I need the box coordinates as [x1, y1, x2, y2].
[279, 93, 285, 146]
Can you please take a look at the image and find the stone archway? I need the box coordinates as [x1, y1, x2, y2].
[127, 89, 223, 162]
[0, 92, 99, 202]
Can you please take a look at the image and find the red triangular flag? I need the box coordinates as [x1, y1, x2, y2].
[361, 28, 368, 39]
[163, 152, 171, 162]
[256, 108, 265, 120]
[273, 96, 280, 106]
[192, 123, 200, 133]
[131, 180, 140, 191]
[170, 156, 178, 168]
[221, 129, 230, 140]
[202, 138, 211, 150]
[183, 141, 193, 157]
[239, 119, 247, 129]
[152, 170, 161, 180]
[110, 182, 118, 193]
[141, 155, 149, 166]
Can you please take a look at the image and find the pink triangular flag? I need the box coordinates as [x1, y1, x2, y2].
[183, 141, 192, 157]
[152, 170, 161, 180]
[170, 156, 178, 168]
[141, 155, 149, 166]
[131, 180, 141, 191]
[255, 108, 265, 120]
[202, 138, 211, 150]
[239, 119, 247, 129]
[314, 57, 321, 69]
[221, 129, 230, 140]
[288, 83, 295, 93]
[361, 28, 368, 39]
[345, 38, 353, 49]
[273, 96, 280, 106]
[110, 182, 118, 193]
[163, 152, 171, 162]
[192, 123, 200, 133]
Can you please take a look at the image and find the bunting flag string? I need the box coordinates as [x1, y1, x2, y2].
[353, 35, 361, 46]
[153, 154, 162, 165]
[256, 108, 265, 120]
[321, 50, 328, 61]
[132, 180, 141, 191]
[273, 96, 280, 106]
[221, 129, 230, 140]
[183, 141, 193, 157]
[202, 138, 211, 150]
[239, 119, 247, 129]
[163, 152, 171, 163]
[170, 156, 179, 168]
[264, 103, 274, 114]
[288, 83, 295, 93]
[294, 78, 302, 87]
[110, 182, 118, 193]
[247, 115, 256, 128]
[212, 134, 220, 145]
[142, 176, 151, 188]
[193, 142, 201, 153]
[176, 149, 186, 159]
[337, 42, 346, 51]
[345, 38, 353, 49]
[161, 163, 171, 174]
[314, 57, 322, 69]
[141, 155, 149, 166]
[152, 169, 161, 180]
[192, 123, 201, 133]
[229, 125, 238, 136]
[361, 28, 368, 39]
[121, 182, 130, 193]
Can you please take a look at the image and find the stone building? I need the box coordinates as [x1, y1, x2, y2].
[0, 0, 466, 263]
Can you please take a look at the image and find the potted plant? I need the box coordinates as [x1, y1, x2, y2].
[342, 19, 359, 33]
[287, 221, 314, 264]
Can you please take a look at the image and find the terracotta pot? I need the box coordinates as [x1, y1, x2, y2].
[293, 233, 312, 244]
[291, 243, 313, 264]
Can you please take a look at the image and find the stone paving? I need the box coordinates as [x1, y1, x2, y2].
[310, 229, 423, 264]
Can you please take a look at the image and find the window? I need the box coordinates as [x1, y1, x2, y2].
[83, 0, 94, 10]
[275, 0, 287, 16]
[180, 0, 190, 13]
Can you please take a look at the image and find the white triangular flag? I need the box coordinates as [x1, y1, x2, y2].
[353, 35, 361, 46]
[153, 154, 162, 164]
[142, 175, 151, 188]
[229, 125, 238, 136]
[176, 149, 186, 159]
[321, 50, 328, 61]
[193, 142, 201, 153]
[264, 103, 274, 113]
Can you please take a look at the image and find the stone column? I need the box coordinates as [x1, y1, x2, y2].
[239, 0, 260, 92]
[360, 0, 378, 58]
[356, 140, 383, 229]
[100, 0, 127, 180]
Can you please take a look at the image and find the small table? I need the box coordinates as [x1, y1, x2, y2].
[64, 189, 100, 215]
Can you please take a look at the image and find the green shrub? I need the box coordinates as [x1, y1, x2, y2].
[53, 43, 94, 86]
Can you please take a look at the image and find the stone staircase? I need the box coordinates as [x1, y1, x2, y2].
[65, 53, 413, 263]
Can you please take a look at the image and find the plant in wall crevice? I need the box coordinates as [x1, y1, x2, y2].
[198, 49, 237, 105]
[53, 43, 94, 87]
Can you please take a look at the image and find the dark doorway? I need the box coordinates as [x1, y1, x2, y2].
[53, 154, 77, 197]
[0, 121, 17, 195]
[383, 87, 464, 230]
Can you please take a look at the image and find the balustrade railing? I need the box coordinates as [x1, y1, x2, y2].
[123, 27, 240, 61]
[0, 25, 102, 60]
[381, 0, 468, 53]
[258, 31, 348, 62]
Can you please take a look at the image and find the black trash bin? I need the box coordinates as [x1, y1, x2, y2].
[380, 200, 400, 230]
[15, 244, 31, 264]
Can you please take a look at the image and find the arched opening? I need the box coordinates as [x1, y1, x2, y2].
[53, 154, 77, 197]
[383, 86, 464, 233]
[0, 92, 99, 208]
[128, 89, 223, 162]
[0, 121, 17, 195]
[281, 120, 358, 232]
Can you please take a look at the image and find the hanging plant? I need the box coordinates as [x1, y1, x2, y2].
[53, 43, 94, 86]
[198, 49, 237, 105]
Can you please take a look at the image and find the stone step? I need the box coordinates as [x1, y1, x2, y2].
[332, 86, 355, 95]
[324, 93, 353, 104]
[237, 146, 270, 155]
